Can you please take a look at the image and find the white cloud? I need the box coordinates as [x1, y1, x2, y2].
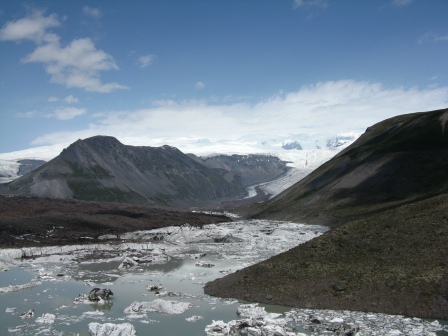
[418, 33, 448, 44]
[293, 0, 328, 9]
[31, 80, 448, 147]
[138, 54, 156, 68]
[83, 6, 102, 19]
[16, 110, 39, 119]
[393, 0, 414, 6]
[51, 107, 86, 120]
[1, 12, 127, 93]
[195, 81, 205, 90]
[22, 37, 129, 92]
[0, 10, 60, 43]
[64, 95, 79, 104]
[48, 95, 79, 103]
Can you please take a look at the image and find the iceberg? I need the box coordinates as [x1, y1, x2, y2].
[124, 299, 191, 315]
[88, 322, 136, 336]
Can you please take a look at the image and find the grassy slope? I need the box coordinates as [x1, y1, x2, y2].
[205, 108, 448, 319]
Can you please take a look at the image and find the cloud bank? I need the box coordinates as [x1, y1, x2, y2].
[30, 80, 448, 147]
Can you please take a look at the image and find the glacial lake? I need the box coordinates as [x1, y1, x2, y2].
[0, 219, 446, 335]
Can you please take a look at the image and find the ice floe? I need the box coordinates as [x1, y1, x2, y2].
[186, 315, 204, 322]
[205, 304, 448, 336]
[19, 309, 34, 319]
[206, 304, 300, 336]
[88, 322, 136, 336]
[124, 299, 191, 315]
[2, 218, 445, 335]
[0, 280, 41, 293]
[286, 308, 446, 336]
[35, 313, 55, 324]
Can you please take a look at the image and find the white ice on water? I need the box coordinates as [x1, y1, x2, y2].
[124, 299, 191, 315]
[205, 304, 446, 336]
[1, 218, 446, 335]
[88, 322, 136, 336]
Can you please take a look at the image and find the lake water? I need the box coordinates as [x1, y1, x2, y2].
[0, 219, 446, 335]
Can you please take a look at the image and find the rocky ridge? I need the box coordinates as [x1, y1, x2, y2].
[0, 136, 247, 207]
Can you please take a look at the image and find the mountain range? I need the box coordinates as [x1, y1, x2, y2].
[205, 108, 448, 319]
[0, 136, 290, 208]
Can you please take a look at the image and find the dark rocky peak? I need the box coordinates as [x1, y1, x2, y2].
[59, 136, 128, 162]
[66, 136, 123, 152]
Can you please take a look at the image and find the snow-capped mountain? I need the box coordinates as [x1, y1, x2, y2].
[0, 133, 359, 184]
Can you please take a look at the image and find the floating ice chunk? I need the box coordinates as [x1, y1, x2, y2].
[124, 299, 191, 315]
[0, 281, 42, 293]
[83, 311, 105, 317]
[195, 261, 215, 268]
[118, 257, 138, 269]
[205, 320, 230, 335]
[236, 303, 282, 319]
[35, 313, 55, 324]
[19, 309, 34, 319]
[88, 322, 136, 336]
[5, 307, 17, 313]
[205, 304, 298, 336]
[146, 284, 164, 291]
[186, 315, 204, 322]
[88, 288, 114, 301]
[205, 317, 300, 336]
[155, 291, 182, 297]
[126, 313, 147, 319]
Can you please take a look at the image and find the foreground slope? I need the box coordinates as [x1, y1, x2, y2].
[0, 136, 245, 207]
[205, 108, 448, 319]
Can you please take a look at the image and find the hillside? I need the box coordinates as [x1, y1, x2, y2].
[243, 108, 448, 227]
[0, 136, 246, 207]
[205, 108, 448, 319]
[193, 154, 288, 188]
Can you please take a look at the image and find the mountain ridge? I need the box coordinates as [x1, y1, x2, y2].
[205, 108, 448, 319]
[242, 108, 448, 227]
[0, 136, 247, 207]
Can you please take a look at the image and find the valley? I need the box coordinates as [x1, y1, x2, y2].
[0, 108, 447, 334]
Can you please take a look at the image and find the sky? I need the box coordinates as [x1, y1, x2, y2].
[0, 0, 447, 154]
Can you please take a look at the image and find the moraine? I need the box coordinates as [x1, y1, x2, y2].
[0, 219, 446, 335]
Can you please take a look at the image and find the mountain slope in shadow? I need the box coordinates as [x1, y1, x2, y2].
[0, 136, 245, 207]
[205, 108, 448, 319]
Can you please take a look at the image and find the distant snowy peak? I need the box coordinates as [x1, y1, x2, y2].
[326, 135, 357, 150]
[238, 133, 358, 152]
[0, 133, 360, 182]
[282, 140, 303, 150]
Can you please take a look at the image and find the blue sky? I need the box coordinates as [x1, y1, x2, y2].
[0, 0, 447, 154]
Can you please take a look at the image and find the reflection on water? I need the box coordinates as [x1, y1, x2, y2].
[0, 256, 292, 336]
[0, 220, 446, 335]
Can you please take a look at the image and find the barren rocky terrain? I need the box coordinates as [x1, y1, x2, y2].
[0, 195, 230, 248]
